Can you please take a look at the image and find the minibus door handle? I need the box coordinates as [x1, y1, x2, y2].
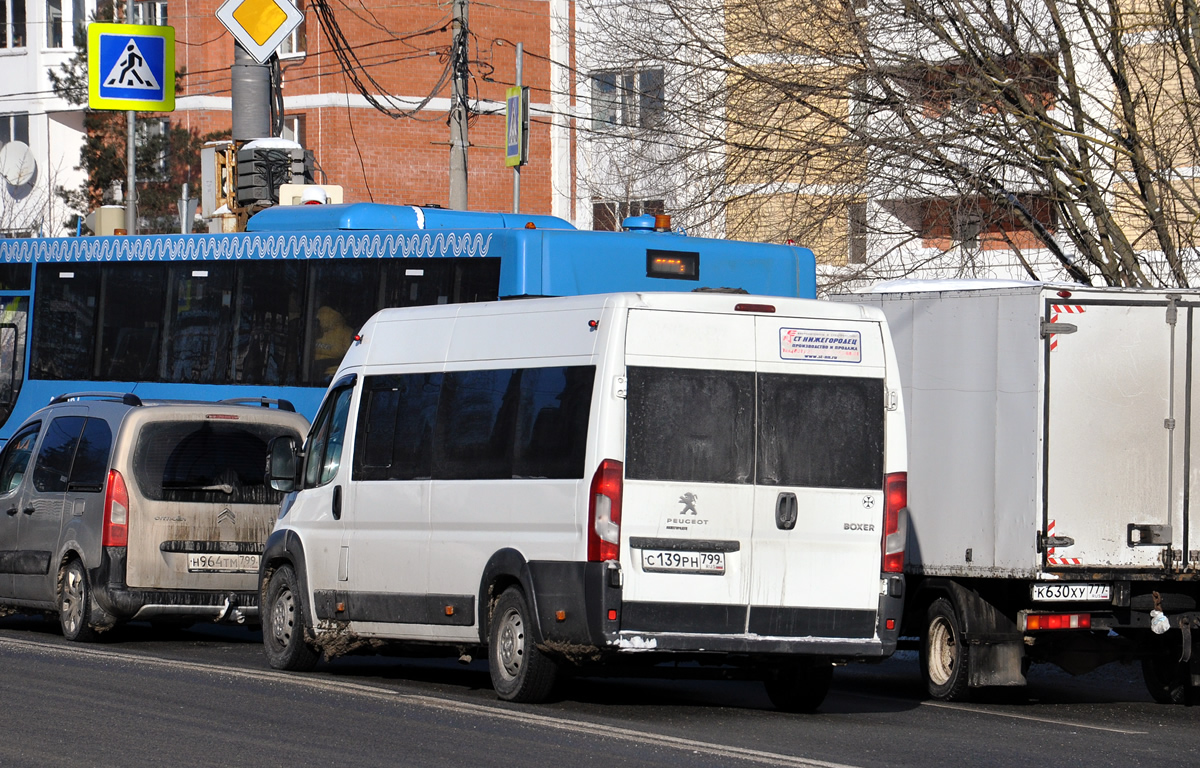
[776, 492, 798, 530]
[332, 485, 342, 521]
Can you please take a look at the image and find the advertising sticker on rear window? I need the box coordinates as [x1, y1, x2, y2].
[779, 328, 861, 363]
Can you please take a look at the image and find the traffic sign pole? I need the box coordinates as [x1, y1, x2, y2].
[512, 43, 522, 214]
[126, 0, 136, 235]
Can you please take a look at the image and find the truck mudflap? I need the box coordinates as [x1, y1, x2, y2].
[90, 546, 260, 623]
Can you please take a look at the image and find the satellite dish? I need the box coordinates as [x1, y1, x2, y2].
[0, 141, 36, 186]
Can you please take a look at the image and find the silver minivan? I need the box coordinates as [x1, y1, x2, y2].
[0, 392, 308, 640]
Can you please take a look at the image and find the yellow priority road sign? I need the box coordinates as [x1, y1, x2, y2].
[88, 23, 175, 111]
[216, 0, 304, 64]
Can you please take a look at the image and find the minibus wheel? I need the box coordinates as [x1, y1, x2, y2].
[763, 657, 832, 712]
[489, 587, 559, 703]
[263, 563, 319, 672]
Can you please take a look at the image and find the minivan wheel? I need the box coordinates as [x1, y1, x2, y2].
[58, 560, 99, 643]
[263, 564, 319, 672]
[489, 587, 559, 703]
[763, 657, 833, 712]
[922, 598, 970, 701]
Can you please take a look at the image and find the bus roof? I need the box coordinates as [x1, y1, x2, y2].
[0, 204, 815, 299]
[246, 203, 575, 232]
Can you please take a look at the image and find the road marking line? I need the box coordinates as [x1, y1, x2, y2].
[840, 690, 1146, 735]
[0, 636, 858, 768]
[921, 701, 1148, 734]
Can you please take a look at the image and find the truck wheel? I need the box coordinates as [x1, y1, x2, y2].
[489, 587, 559, 703]
[263, 564, 320, 672]
[922, 598, 970, 701]
[764, 658, 833, 712]
[1141, 641, 1193, 705]
[58, 559, 99, 642]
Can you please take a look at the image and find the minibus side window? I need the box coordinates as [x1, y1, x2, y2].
[304, 386, 354, 488]
[355, 373, 442, 481]
[435, 369, 519, 480]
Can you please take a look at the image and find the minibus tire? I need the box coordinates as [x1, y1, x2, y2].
[763, 657, 832, 712]
[922, 598, 970, 701]
[489, 587, 559, 703]
[263, 564, 319, 672]
[58, 559, 102, 642]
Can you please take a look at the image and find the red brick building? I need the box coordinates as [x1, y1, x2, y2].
[160, 0, 575, 217]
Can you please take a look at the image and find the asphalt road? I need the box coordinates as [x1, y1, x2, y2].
[1, 613, 1196, 768]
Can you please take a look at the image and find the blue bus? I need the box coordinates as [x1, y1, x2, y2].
[0, 204, 815, 440]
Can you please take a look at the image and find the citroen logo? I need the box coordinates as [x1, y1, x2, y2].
[217, 508, 235, 525]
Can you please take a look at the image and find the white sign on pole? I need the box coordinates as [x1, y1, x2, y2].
[216, 0, 304, 63]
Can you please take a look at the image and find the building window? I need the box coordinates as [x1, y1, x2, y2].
[281, 113, 306, 145]
[137, 118, 170, 180]
[46, 0, 62, 47]
[0, 113, 29, 146]
[1, 0, 27, 48]
[848, 202, 867, 264]
[278, 0, 305, 57]
[592, 199, 665, 231]
[590, 68, 664, 130]
[132, 0, 166, 26]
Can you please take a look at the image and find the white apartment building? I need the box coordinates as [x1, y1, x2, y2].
[0, 0, 94, 237]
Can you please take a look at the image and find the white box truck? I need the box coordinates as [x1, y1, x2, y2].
[835, 282, 1200, 704]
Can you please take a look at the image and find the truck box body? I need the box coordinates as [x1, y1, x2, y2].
[834, 282, 1200, 703]
[842, 282, 1195, 578]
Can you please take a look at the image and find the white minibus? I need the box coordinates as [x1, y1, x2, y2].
[259, 292, 908, 710]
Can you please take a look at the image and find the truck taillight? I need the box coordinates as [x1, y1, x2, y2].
[588, 459, 623, 562]
[882, 472, 907, 573]
[1024, 613, 1091, 631]
[102, 469, 129, 547]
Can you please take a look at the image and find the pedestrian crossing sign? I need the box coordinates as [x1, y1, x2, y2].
[88, 23, 175, 111]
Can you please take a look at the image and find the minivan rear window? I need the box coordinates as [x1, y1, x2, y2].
[626, 366, 755, 484]
[757, 373, 884, 489]
[133, 421, 300, 505]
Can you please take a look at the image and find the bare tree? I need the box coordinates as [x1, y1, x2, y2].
[576, 0, 1200, 289]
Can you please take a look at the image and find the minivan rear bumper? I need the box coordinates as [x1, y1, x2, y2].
[90, 546, 260, 623]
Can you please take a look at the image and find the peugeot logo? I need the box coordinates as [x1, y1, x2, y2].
[678, 492, 699, 515]
[217, 508, 235, 525]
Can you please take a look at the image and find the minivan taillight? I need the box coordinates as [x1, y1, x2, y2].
[103, 469, 129, 547]
[882, 472, 906, 573]
[587, 459, 623, 562]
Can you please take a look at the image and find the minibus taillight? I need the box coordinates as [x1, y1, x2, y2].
[102, 469, 129, 547]
[588, 459, 623, 562]
[882, 472, 907, 573]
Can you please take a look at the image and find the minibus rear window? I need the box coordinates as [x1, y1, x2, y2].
[757, 373, 884, 489]
[625, 366, 754, 484]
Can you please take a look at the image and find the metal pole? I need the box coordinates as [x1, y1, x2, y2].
[512, 43, 522, 214]
[125, 0, 136, 234]
[449, 0, 468, 209]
